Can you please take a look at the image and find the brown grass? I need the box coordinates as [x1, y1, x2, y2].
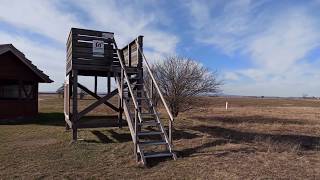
[0, 95, 319, 179]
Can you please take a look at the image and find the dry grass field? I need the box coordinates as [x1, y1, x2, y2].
[0, 95, 320, 179]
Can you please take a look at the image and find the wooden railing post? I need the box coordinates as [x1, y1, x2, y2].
[134, 108, 138, 161]
[94, 76, 97, 94]
[150, 78, 153, 101]
[169, 120, 173, 146]
[118, 69, 124, 128]
[135, 39, 175, 149]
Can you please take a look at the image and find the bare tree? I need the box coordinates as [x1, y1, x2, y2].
[149, 56, 222, 117]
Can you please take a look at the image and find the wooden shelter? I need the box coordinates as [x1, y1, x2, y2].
[64, 28, 176, 165]
[0, 44, 53, 119]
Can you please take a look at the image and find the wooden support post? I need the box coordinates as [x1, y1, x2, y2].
[72, 70, 78, 142]
[118, 70, 124, 128]
[118, 96, 122, 128]
[169, 120, 173, 147]
[137, 36, 143, 68]
[150, 78, 153, 106]
[136, 36, 143, 112]
[107, 73, 111, 94]
[65, 75, 71, 130]
[94, 76, 97, 94]
[128, 44, 131, 67]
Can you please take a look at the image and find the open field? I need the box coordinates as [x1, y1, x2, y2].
[0, 95, 320, 179]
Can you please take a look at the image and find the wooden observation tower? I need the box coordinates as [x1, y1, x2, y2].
[64, 28, 176, 165]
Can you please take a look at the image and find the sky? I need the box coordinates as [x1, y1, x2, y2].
[1, 0, 320, 97]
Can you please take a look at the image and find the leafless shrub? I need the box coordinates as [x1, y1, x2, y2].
[146, 56, 222, 117]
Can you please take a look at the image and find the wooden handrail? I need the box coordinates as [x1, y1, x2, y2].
[113, 39, 142, 123]
[135, 40, 174, 122]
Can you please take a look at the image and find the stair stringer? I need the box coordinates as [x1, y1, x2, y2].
[143, 87, 177, 160]
[115, 77, 146, 165]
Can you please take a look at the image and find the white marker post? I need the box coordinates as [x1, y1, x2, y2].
[225, 101, 228, 111]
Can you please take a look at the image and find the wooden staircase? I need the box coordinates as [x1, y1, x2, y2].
[114, 39, 176, 165]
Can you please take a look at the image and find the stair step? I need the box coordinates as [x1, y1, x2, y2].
[128, 104, 152, 108]
[139, 121, 159, 126]
[137, 131, 162, 136]
[123, 89, 144, 93]
[131, 76, 141, 79]
[136, 97, 151, 100]
[131, 113, 155, 117]
[140, 112, 155, 116]
[144, 152, 173, 158]
[139, 141, 167, 146]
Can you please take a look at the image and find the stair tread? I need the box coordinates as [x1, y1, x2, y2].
[139, 121, 159, 126]
[137, 131, 162, 136]
[144, 151, 173, 158]
[139, 140, 167, 146]
[135, 97, 151, 100]
[130, 112, 155, 116]
[140, 112, 155, 115]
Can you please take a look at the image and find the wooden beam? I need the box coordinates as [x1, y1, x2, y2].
[78, 88, 119, 119]
[128, 44, 131, 67]
[107, 73, 111, 93]
[94, 76, 97, 94]
[137, 36, 143, 68]
[72, 70, 78, 141]
[77, 82, 119, 112]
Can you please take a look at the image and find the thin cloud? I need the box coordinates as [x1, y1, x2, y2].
[185, 0, 320, 96]
[0, 0, 179, 92]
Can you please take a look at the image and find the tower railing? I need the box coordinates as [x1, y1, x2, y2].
[135, 40, 175, 145]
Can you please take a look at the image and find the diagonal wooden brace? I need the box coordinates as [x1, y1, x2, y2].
[77, 82, 119, 112]
[78, 88, 119, 119]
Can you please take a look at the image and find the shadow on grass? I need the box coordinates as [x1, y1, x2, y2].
[90, 130, 114, 143]
[0, 113, 127, 129]
[172, 128, 200, 140]
[190, 125, 320, 151]
[109, 129, 132, 143]
[83, 130, 132, 144]
[191, 115, 311, 125]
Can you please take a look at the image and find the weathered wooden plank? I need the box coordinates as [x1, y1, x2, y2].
[72, 64, 112, 71]
[73, 59, 112, 66]
[66, 30, 73, 49]
[107, 72, 111, 93]
[72, 28, 114, 37]
[72, 53, 114, 60]
[74, 35, 114, 43]
[66, 41, 73, 56]
[128, 44, 132, 67]
[73, 41, 113, 49]
[137, 36, 143, 68]
[73, 46, 115, 54]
